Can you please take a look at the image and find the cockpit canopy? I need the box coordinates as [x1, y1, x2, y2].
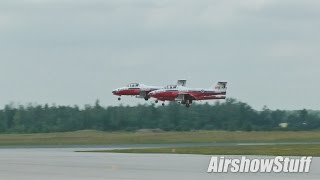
[127, 83, 140, 87]
[165, 85, 177, 89]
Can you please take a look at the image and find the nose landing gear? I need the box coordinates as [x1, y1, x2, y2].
[118, 97, 121, 101]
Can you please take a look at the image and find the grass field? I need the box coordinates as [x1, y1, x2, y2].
[0, 130, 320, 146]
[86, 144, 320, 156]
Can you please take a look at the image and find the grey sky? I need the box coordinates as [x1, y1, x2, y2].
[0, 0, 319, 110]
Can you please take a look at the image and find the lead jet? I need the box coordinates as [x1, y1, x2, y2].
[112, 80, 187, 101]
[148, 82, 227, 107]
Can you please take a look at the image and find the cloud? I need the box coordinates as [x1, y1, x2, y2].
[140, 0, 274, 29]
[0, 15, 9, 26]
[268, 41, 319, 58]
[0, 0, 320, 109]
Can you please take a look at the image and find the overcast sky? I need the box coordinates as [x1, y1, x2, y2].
[0, 0, 319, 110]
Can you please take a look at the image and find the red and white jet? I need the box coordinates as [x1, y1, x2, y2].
[112, 80, 187, 101]
[148, 82, 227, 107]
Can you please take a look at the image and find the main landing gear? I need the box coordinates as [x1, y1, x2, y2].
[162, 103, 165, 106]
[118, 97, 121, 101]
[184, 99, 192, 108]
[144, 97, 149, 101]
[155, 100, 159, 103]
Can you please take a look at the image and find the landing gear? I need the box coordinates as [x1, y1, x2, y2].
[185, 99, 192, 108]
[162, 103, 165, 106]
[155, 100, 159, 103]
[118, 97, 121, 101]
[144, 97, 149, 101]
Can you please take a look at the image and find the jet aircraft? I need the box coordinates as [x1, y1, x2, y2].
[148, 82, 227, 107]
[112, 80, 187, 101]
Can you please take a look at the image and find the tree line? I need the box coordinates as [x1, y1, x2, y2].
[0, 98, 319, 133]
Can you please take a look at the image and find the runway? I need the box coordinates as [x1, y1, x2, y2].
[0, 147, 319, 180]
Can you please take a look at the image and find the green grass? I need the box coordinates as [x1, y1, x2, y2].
[87, 144, 320, 156]
[0, 130, 320, 146]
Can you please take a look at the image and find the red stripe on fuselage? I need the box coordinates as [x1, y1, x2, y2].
[150, 90, 226, 101]
[113, 89, 141, 96]
[196, 96, 226, 100]
[150, 91, 179, 101]
[186, 91, 226, 99]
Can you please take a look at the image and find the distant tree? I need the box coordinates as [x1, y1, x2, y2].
[0, 99, 319, 133]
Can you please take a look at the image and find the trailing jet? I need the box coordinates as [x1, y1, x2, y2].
[112, 80, 187, 101]
[148, 82, 227, 107]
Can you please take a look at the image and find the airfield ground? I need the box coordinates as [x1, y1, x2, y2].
[0, 148, 319, 180]
[91, 144, 320, 156]
[1, 130, 320, 156]
[1, 131, 320, 179]
[1, 130, 320, 146]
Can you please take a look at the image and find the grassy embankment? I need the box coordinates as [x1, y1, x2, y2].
[94, 144, 320, 156]
[2, 130, 320, 156]
[0, 130, 320, 146]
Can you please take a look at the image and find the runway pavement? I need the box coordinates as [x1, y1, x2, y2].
[0, 147, 319, 180]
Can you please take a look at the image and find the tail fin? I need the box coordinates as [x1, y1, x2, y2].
[214, 82, 227, 91]
[177, 79, 187, 87]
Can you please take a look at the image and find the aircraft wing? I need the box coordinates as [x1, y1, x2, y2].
[175, 93, 198, 101]
[138, 89, 158, 98]
[139, 91, 147, 98]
